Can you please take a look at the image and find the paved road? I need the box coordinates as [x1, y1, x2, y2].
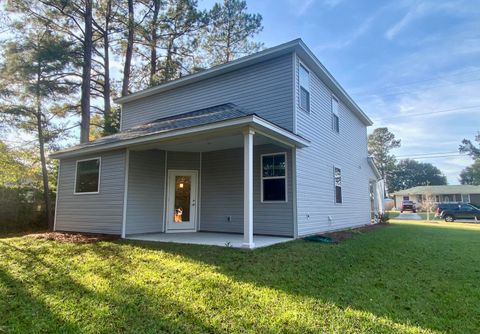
[395, 213, 422, 220]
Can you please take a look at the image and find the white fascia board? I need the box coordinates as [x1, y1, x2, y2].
[50, 116, 309, 159]
[367, 157, 382, 180]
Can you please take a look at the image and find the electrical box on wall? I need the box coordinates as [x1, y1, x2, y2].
[328, 215, 333, 224]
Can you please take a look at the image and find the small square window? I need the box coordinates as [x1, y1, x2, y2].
[75, 158, 100, 193]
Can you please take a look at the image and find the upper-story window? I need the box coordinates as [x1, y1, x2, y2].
[299, 64, 310, 112]
[332, 96, 339, 133]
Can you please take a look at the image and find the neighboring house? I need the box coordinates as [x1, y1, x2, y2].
[393, 185, 480, 209]
[51, 39, 383, 248]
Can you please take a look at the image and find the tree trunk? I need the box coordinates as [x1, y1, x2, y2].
[149, 0, 160, 86]
[122, 0, 134, 96]
[103, 0, 112, 135]
[35, 67, 52, 230]
[80, 0, 93, 143]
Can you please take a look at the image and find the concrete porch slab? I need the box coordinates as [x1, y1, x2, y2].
[126, 232, 293, 249]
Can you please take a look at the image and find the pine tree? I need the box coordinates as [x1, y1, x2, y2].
[0, 26, 77, 229]
[204, 0, 263, 65]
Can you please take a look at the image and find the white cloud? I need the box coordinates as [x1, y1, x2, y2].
[290, 0, 344, 16]
[316, 8, 383, 51]
[385, 3, 430, 40]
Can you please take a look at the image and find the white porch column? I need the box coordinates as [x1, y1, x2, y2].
[242, 128, 255, 249]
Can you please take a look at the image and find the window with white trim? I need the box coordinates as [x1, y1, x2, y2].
[334, 167, 342, 204]
[332, 96, 339, 133]
[261, 153, 287, 202]
[462, 194, 470, 203]
[75, 158, 100, 193]
[299, 64, 310, 111]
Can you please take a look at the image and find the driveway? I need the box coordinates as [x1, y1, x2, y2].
[395, 212, 422, 220]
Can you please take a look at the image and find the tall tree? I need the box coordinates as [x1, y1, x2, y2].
[7, 0, 92, 143]
[160, 0, 208, 82]
[389, 159, 447, 192]
[459, 160, 480, 185]
[121, 0, 135, 96]
[459, 131, 480, 160]
[92, 0, 123, 136]
[81, 0, 93, 143]
[204, 0, 263, 65]
[0, 28, 76, 229]
[458, 131, 480, 185]
[368, 127, 401, 193]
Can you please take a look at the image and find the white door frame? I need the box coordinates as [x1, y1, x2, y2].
[165, 169, 199, 233]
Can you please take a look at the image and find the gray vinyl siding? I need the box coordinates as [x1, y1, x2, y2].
[167, 151, 200, 170]
[125, 150, 165, 234]
[294, 55, 372, 236]
[55, 150, 126, 235]
[200, 144, 293, 237]
[121, 54, 294, 132]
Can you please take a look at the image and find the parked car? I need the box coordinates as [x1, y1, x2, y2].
[435, 202, 480, 222]
[400, 200, 416, 213]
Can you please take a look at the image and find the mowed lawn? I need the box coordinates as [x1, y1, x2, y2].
[1, 222, 479, 333]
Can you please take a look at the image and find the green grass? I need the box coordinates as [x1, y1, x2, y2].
[1, 222, 480, 333]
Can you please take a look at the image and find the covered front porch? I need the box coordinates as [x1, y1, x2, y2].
[126, 232, 293, 249]
[118, 105, 309, 249]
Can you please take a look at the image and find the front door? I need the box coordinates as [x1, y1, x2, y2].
[166, 170, 198, 232]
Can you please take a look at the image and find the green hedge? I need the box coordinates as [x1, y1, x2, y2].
[0, 186, 52, 232]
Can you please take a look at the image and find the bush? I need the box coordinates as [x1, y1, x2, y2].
[0, 186, 51, 233]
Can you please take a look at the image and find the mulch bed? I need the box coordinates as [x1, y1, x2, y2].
[318, 223, 390, 243]
[28, 231, 119, 244]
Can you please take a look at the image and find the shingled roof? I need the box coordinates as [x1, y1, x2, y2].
[53, 103, 253, 156]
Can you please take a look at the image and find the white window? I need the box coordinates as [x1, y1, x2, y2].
[74, 158, 101, 194]
[261, 153, 287, 202]
[462, 194, 470, 203]
[332, 96, 339, 133]
[334, 167, 342, 204]
[299, 64, 310, 111]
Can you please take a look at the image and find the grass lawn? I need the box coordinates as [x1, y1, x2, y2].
[1, 222, 480, 333]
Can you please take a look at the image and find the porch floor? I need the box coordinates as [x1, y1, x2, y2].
[126, 232, 293, 249]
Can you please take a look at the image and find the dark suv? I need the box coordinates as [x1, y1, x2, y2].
[400, 200, 416, 213]
[435, 203, 480, 222]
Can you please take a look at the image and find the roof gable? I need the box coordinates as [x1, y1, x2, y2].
[115, 39, 372, 126]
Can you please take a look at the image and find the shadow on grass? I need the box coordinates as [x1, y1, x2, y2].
[0, 240, 224, 333]
[121, 222, 480, 333]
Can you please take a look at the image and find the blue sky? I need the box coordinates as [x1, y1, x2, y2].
[201, 0, 480, 184]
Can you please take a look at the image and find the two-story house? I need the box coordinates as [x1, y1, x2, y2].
[51, 39, 384, 249]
